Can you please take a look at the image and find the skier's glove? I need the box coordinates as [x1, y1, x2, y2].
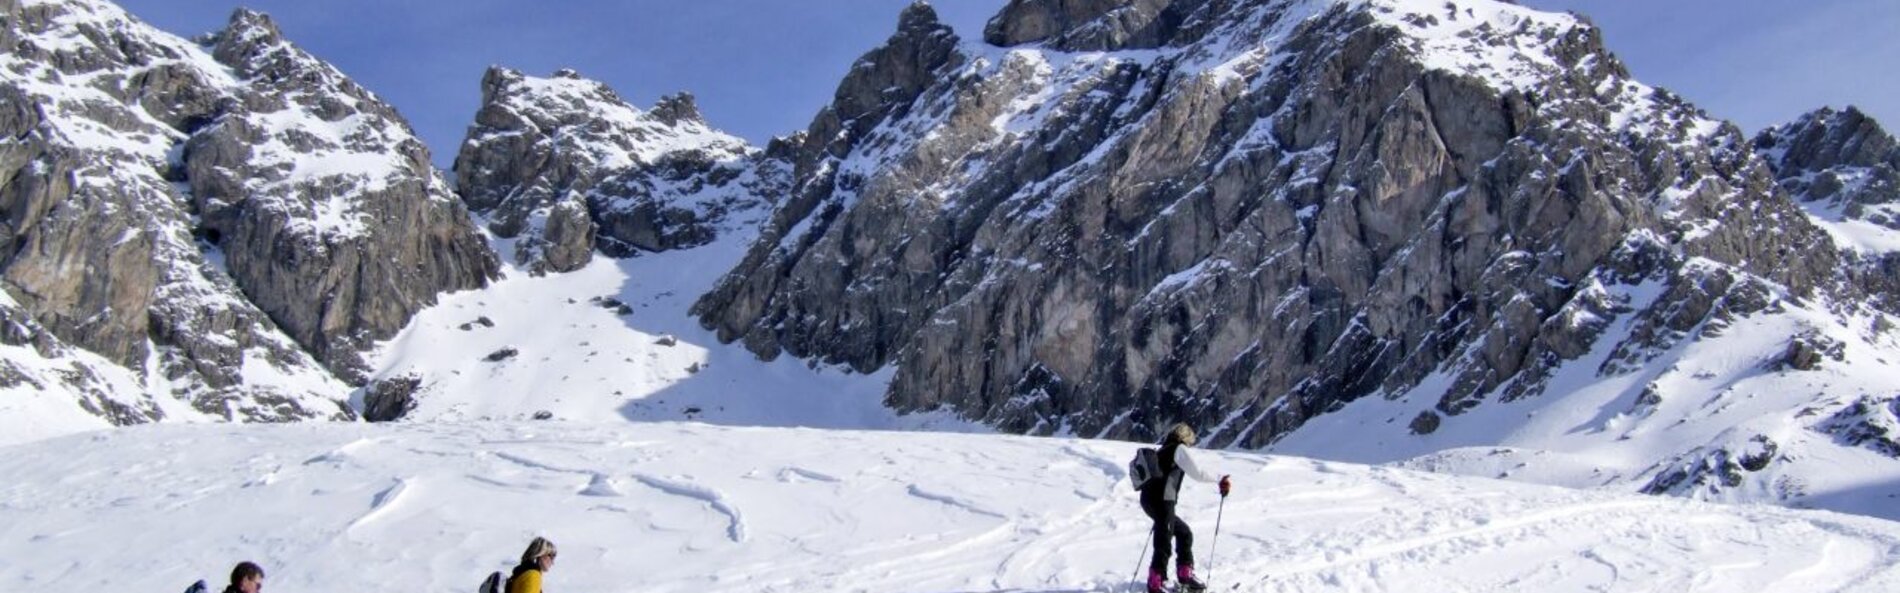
[1219, 475, 1231, 497]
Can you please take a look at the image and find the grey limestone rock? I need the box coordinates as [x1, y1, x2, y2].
[362, 374, 424, 422]
[185, 9, 499, 382]
[1756, 106, 1900, 311]
[1755, 106, 1900, 211]
[695, 0, 1842, 450]
[453, 67, 774, 274]
[1816, 395, 1900, 458]
[0, 1, 495, 425]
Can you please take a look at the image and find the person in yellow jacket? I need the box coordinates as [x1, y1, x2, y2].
[506, 537, 557, 593]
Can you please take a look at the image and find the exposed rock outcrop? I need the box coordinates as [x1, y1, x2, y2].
[1755, 106, 1900, 310]
[185, 10, 499, 381]
[362, 374, 423, 422]
[0, 0, 496, 424]
[1816, 395, 1900, 458]
[1755, 106, 1900, 213]
[985, 0, 1194, 51]
[453, 67, 777, 273]
[695, 0, 1838, 451]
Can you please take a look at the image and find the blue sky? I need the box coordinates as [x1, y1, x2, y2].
[115, 0, 1898, 166]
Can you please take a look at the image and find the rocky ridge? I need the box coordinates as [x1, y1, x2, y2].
[1756, 106, 1900, 310]
[694, 0, 1886, 507]
[0, 0, 495, 425]
[1756, 106, 1900, 225]
[454, 67, 779, 274]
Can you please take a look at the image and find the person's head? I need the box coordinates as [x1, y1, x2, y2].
[229, 562, 264, 593]
[520, 536, 558, 572]
[1167, 423, 1198, 447]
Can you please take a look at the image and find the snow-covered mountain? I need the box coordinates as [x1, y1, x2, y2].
[6, 0, 1900, 530]
[686, 0, 1900, 514]
[5, 422, 1899, 592]
[454, 67, 781, 274]
[0, 0, 497, 441]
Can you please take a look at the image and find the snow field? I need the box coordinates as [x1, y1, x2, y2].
[3, 422, 1898, 592]
[367, 231, 981, 433]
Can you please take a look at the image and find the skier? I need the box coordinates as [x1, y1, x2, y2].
[506, 537, 558, 593]
[1142, 423, 1229, 593]
[222, 562, 265, 593]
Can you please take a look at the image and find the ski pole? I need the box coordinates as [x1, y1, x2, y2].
[1210, 476, 1230, 584]
[1133, 525, 1153, 590]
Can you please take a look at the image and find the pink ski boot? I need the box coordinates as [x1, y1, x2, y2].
[1177, 564, 1206, 592]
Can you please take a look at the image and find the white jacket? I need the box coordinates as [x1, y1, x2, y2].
[1161, 446, 1218, 501]
[1173, 446, 1219, 484]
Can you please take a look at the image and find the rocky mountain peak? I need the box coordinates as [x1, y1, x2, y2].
[454, 67, 770, 272]
[1755, 106, 1900, 309]
[787, 0, 960, 175]
[479, 65, 524, 97]
[650, 91, 703, 126]
[0, 0, 495, 426]
[695, 0, 1854, 518]
[898, 1, 944, 33]
[211, 8, 287, 73]
[1756, 106, 1899, 182]
[1755, 106, 1900, 234]
[222, 8, 282, 43]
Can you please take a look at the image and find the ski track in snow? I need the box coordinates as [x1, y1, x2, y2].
[631, 473, 748, 543]
[777, 466, 842, 484]
[906, 484, 1010, 520]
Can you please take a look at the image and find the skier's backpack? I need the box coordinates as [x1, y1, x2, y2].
[478, 571, 503, 593]
[183, 580, 208, 593]
[1129, 447, 1162, 491]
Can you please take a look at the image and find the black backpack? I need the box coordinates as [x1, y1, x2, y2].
[1128, 447, 1162, 491]
[478, 571, 503, 593]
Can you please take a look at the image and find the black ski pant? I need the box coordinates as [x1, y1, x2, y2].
[1141, 496, 1193, 573]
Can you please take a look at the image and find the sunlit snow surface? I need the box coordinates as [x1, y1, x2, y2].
[3, 422, 1898, 592]
[365, 229, 964, 431]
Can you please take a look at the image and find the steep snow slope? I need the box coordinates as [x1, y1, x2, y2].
[3, 422, 1898, 592]
[1275, 288, 1900, 520]
[366, 229, 978, 432]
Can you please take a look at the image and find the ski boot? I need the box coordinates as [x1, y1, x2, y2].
[1177, 564, 1207, 593]
[1146, 568, 1167, 593]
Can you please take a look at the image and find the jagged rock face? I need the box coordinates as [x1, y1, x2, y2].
[361, 374, 423, 422]
[453, 68, 775, 273]
[1756, 106, 1900, 213]
[985, 0, 1191, 51]
[695, 0, 1838, 447]
[694, 1, 963, 361]
[1755, 107, 1900, 309]
[1817, 395, 1900, 458]
[0, 0, 495, 424]
[184, 10, 498, 382]
[0, 297, 155, 427]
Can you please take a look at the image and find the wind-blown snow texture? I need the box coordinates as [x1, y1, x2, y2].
[5, 422, 1899, 592]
